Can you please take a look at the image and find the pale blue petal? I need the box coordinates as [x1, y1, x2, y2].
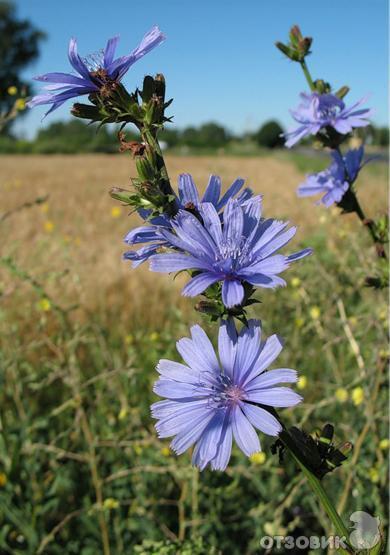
[241, 403, 281, 436]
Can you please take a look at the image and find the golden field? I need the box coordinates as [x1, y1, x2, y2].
[0, 153, 387, 332]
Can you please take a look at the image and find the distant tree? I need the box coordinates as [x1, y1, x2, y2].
[376, 126, 389, 147]
[197, 122, 229, 148]
[0, 1, 45, 130]
[181, 122, 229, 148]
[34, 120, 131, 153]
[255, 120, 285, 148]
[159, 127, 180, 148]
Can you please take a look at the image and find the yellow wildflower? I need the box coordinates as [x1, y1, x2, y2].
[161, 447, 171, 457]
[149, 332, 159, 342]
[15, 98, 26, 111]
[351, 386, 364, 406]
[291, 277, 301, 288]
[0, 473, 7, 487]
[250, 452, 266, 465]
[379, 439, 389, 451]
[297, 376, 307, 390]
[335, 388, 348, 403]
[368, 467, 379, 484]
[118, 407, 128, 421]
[7, 86, 17, 96]
[103, 498, 119, 510]
[44, 220, 54, 233]
[295, 317, 304, 329]
[37, 298, 51, 312]
[111, 206, 122, 218]
[310, 306, 320, 320]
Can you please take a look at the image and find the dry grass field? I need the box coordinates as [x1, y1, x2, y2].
[1, 153, 387, 332]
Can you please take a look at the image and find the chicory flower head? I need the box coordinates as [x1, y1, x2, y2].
[149, 197, 311, 308]
[285, 93, 371, 148]
[123, 174, 253, 267]
[152, 320, 302, 471]
[27, 26, 165, 117]
[297, 146, 366, 207]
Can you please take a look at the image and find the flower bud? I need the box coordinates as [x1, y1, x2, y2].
[71, 102, 102, 122]
[194, 300, 222, 317]
[289, 25, 303, 46]
[109, 187, 134, 204]
[313, 80, 331, 94]
[276, 25, 313, 62]
[335, 86, 350, 99]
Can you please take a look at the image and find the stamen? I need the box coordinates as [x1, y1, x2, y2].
[82, 49, 105, 72]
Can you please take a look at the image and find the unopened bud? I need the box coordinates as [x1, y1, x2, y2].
[275, 41, 297, 60]
[276, 26, 313, 62]
[297, 37, 312, 57]
[289, 25, 303, 45]
[194, 301, 222, 317]
[314, 80, 331, 94]
[154, 73, 166, 101]
[335, 86, 350, 99]
[338, 442, 353, 457]
[109, 187, 133, 204]
[71, 102, 102, 121]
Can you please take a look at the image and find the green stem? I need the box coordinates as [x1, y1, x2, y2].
[300, 59, 315, 91]
[279, 430, 354, 554]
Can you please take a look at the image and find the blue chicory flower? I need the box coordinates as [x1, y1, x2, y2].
[27, 26, 165, 117]
[285, 93, 371, 148]
[149, 197, 311, 308]
[123, 174, 254, 267]
[297, 146, 366, 207]
[152, 320, 302, 470]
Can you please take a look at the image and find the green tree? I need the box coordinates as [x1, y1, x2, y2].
[0, 1, 45, 129]
[255, 120, 285, 148]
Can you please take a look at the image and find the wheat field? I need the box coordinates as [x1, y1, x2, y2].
[1, 153, 386, 331]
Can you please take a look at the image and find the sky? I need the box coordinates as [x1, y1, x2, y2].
[13, 0, 389, 139]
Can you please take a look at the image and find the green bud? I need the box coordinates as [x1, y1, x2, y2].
[154, 74, 166, 103]
[289, 25, 303, 46]
[314, 79, 331, 94]
[275, 41, 298, 60]
[338, 442, 353, 457]
[141, 75, 155, 103]
[109, 187, 134, 204]
[276, 25, 313, 62]
[194, 301, 222, 317]
[297, 37, 312, 58]
[71, 102, 102, 121]
[335, 85, 350, 99]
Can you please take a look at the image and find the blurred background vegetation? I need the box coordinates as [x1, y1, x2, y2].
[0, 1, 388, 554]
[0, 117, 389, 154]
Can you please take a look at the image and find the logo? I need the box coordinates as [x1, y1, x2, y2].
[349, 511, 381, 550]
[259, 511, 381, 551]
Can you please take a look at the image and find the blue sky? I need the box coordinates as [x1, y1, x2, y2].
[14, 0, 389, 138]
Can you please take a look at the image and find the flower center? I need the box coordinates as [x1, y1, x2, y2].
[83, 50, 105, 72]
[205, 374, 244, 408]
[214, 236, 253, 273]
